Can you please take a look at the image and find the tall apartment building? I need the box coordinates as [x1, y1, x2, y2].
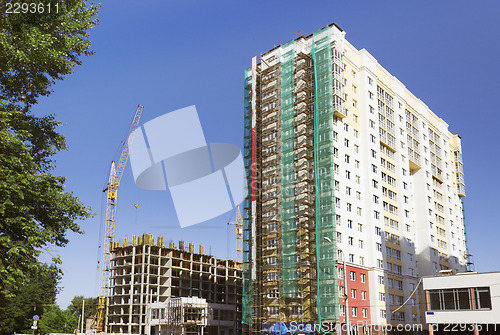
[242, 22, 471, 332]
[108, 234, 242, 334]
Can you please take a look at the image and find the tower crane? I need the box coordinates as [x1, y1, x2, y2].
[92, 105, 144, 332]
[227, 204, 243, 264]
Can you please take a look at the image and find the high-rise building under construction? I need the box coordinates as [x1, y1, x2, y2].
[242, 22, 470, 332]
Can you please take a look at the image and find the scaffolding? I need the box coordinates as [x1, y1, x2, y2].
[311, 26, 339, 324]
[164, 297, 209, 335]
[242, 27, 342, 334]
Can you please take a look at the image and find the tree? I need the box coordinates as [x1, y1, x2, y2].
[0, 1, 99, 332]
[0, 264, 61, 334]
[38, 306, 79, 334]
[67, 295, 99, 328]
[0, 0, 100, 107]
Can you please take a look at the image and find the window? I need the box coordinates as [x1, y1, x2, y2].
[267, 223, 278, 232]
[360, 273, 366, 283]
[267, 288, 279, 298]
[374, 211, 380, 219]
[358, 240, 364, 249]
[369, 91, 374, 99]
[267, 272, 279, 281]
[267, 257, 277, 265]
[361, 291, 367, 300]
[291, 306, 303, 316]
[349, 254, 354, 262]
[379, 292, 385, 301]
[357, 223, 363, 232]
[352, 307, 357, 317]
[395, 279, 403, 290]
[368, 77, 373, 85]
[474, 287, 492, 309]
[345, 154, 350, 163]
[347, 203, 352, 212]
[347, 219, 353, 229]
[378, 275, 385, 285]
[350, 271, 356, 281]
[429, 288, 491, 311]
[346, 186, 351, 195]
[268, 306, 279, 315]
[376, 243, 382, 252]
[348, 237, 354, 246]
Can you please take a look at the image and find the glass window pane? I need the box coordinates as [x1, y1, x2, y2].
[443, 290, 455, 310]
[429, 291, 441, 310]
[475, 287, 492, 309]
[456, 289, 470, 310]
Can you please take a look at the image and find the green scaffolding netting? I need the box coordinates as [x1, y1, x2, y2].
[312, 26, 339, 323]
[279, 41, 298, 298]
[242, 67, 253, 326]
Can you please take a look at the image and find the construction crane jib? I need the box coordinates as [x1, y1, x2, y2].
[93, 105, 144, 332]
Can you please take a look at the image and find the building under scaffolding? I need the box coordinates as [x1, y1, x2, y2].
[108, 234, 242, 334]
[243, 21, 470, 333]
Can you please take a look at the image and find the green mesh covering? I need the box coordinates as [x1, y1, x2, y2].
[311, 26, 339, 323]
[279, 41, 298, 298]
[242, 67, 253, 326]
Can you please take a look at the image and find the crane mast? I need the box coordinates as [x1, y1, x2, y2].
[227, 204, 243, 265]
[93, 105, 144, 332]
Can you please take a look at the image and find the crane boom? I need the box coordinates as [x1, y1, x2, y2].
[93, 105, 144, 332]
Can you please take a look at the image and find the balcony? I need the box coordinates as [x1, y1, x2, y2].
[333, 104, 347, 119]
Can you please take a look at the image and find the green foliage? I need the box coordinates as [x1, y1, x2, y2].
[67, 296, 99, 323]
[38, 306, 79, 334]
[0, 0, 100, 107]
[0, 108, 92, 299]
[0, 1, 99, 333]
[0, 264, 60, 334]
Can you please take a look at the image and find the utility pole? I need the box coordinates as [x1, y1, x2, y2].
[81, 298, 85, 333]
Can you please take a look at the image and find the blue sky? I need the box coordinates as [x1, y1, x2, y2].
[33, 0, 500, 308]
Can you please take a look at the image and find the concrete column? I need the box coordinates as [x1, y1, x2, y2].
[469, 288, 479, 335]
[425, 290, 434, 335]
[128, 246, 136, 333]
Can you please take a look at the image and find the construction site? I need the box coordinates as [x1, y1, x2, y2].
[108, 234, 241, 335]
[90, 105, 243, 335]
